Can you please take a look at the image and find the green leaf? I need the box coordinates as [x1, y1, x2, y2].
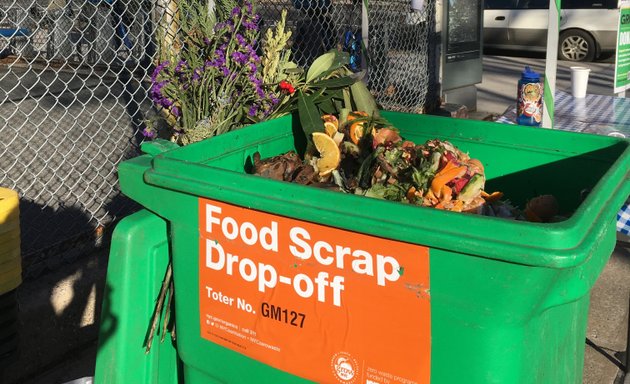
[318, 99, 336, 114]
[333, 99, 343, 113]
[297, 91, 324, 149]
[310, 87, 327, 100]
[350, 80, 380, 118]
[284, 67, 304, 75]
[339, 108, 350, 126]
[357, 147, 382, 189]
[343, 88, 352, 110]
[309, 76, 357, 89]
[312, 66, 352, 82]
[306, 50, 350, 83]
[326, 89, 345, 101]
[278, 62, 302, 80]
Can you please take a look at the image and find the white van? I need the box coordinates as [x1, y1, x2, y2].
[484, 0, 619, 61]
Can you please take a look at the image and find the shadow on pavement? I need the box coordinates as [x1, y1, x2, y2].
[0, 201, 115, 384]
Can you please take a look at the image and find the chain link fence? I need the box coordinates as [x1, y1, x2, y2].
[0, 0, 437, 279]
[258, 0, 438, 112]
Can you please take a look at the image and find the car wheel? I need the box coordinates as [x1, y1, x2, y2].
[559, 30, 596, 62]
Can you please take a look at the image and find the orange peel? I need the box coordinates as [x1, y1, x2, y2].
[322, 114, 339, 137]
[312, 132, 341, 177]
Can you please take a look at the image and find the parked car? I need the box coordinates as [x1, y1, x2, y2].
[483, 0, 619, 62]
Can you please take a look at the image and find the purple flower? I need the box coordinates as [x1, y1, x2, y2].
[245, 1, 253, 14]
[215, 47, 226, 61]
[249, 75, 261, 86]
[256, 86, 266, 98]
[150, 80, 174, 109]
[231, 51, 248, 65]
[151, 61, 170, 83]
[242, 19, 258, 31]
[248, 104, 258, 117]
[207, 47, 227, 71]
[236, 33, 247, 47]
[175, 60, 188, 74]
[192, 67, 203, 81]
[214, 21, 234, 33]
[205, 45, 232, 78]
[146, 0, 270, 132]
[142, 127, 157, 139]
[246, 73, 266, 99]
[241, 1, 259, 31]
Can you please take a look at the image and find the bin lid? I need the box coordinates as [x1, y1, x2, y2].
[124, 113, 630, 269]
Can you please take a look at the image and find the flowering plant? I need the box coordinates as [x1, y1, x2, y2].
[143, 1, 398, 349]
[147, 0, 299, 144]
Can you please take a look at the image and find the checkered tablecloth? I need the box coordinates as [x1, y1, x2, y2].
[496, 90, 630, 137]
[618, 203, 630, 236]
[495, 90, 630, 234]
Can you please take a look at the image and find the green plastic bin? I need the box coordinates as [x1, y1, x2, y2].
[97, 111, 630, 384]
[95, 209, 181, 384]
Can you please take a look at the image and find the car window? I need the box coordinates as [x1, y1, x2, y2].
[562, 0, 617, 8]
[485, 0, 518, 9]
[516, 0, 549, 9]
[486, 0, 616, 10]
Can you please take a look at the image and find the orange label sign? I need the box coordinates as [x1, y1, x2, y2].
[198, 198, 431, 384]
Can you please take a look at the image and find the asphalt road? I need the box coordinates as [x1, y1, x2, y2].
[477, 49, 619, 115]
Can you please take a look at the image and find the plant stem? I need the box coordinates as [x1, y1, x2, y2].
[145, 262, 172, 354]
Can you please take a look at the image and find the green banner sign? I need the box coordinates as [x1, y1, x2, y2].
[614, 7, 630, 93]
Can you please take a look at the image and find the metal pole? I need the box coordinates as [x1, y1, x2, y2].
[156, 0, 180, 62]
[626, 291, 629, 374]
[542, 0, 561, 128]
[361, 0, 369, 50]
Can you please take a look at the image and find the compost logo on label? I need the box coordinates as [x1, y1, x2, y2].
[197, 198, 431, 384]
[331, 352, 359, 383]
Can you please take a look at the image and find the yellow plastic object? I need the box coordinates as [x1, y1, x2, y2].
[0, 188, 21, 294]
[0, 188, 19, 230]
[0, 244, 20, 265]
[0, 261, 21, 293]
[0, 229, 20, 263]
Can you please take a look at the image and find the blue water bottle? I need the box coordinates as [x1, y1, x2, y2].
[516, 66, 543, 127]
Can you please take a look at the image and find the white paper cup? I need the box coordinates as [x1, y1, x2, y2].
[570, 66, 590, 98]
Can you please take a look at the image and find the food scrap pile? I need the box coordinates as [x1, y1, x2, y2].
[252, 111, 563, 221]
